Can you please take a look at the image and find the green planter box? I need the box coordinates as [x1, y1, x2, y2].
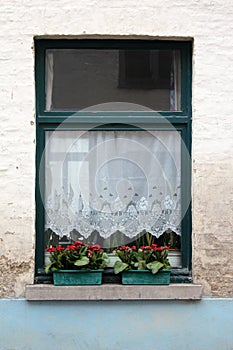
[122, 270, 171, 285]
[53, 270, 103, 286]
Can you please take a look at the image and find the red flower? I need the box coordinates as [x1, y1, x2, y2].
[56, 245, 64, 251]
[66, 245, 76, 251]
[151, 244, 157, 250]
[140, 245, 145, 249]
[131, 245, 137, 251]
[46, 247, 55, 253]
[90, 244, 102, 252]
[74, 240, 83, 246]
[156, 247, 163, 251]
[117, 245, 128, 251]
[145, 246, 151, 250]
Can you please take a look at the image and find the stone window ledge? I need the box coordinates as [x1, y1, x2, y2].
[25, 284, 202, 301]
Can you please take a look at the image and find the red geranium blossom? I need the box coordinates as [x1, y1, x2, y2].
[56, 245, 64, 251]
[88, 251, 93, 258]
[66, 245, 76, 251]
[46, 247, 55, 253]
[90, 244, 102, 252]
[73, 240, 83, 247]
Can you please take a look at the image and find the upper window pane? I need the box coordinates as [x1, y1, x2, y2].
[45, 49, 181, 111]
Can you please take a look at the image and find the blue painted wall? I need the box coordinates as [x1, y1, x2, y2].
[1, 298, 233, 350]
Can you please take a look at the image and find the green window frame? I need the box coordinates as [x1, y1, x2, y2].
[35, 39, 192, 283]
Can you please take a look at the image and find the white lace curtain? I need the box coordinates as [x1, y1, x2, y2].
[44, 130, 181, 241]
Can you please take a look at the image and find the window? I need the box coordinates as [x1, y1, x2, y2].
[118, 50, 178, 92]
[35, 39, 192, 283]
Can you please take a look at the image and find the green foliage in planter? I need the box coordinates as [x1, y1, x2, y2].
[45, 241, 109, 273]
[114, 244, 171, 275]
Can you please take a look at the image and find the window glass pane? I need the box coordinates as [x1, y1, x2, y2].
[44, 129, 181, 250]
[46, 49, 181, 111]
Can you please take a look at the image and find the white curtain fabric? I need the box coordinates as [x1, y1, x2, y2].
[170, 51, 181, 111]
[45, 51, 54, 111]
[44, 130, 181, 239]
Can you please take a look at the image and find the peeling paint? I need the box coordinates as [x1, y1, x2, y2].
[0, 255, 34, 298]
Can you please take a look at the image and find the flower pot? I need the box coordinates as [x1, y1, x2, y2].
[107, 253, 121, 267]
[53, 270, 103, 286]
[44, 251, 50, 266]
[122, 270, 171, 285]
[168, 250, 181, 268]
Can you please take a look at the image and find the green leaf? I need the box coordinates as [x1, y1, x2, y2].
[102, 252, 109, 263]
[134, 252, 143, 261]
[116, 250, 126, 262]
[114, 261, 128, 274]
[74, 256, 89, 266]
[163, 263, 171, 270]
[98, 253, 109, 269]
[138, 260, 147, 270]
[45, 263, 52, 274]
[146, 261, 164, 274]
[45, 262, 60, 273]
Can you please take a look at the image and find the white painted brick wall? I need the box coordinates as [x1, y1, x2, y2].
[0, 0, 232, 297]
